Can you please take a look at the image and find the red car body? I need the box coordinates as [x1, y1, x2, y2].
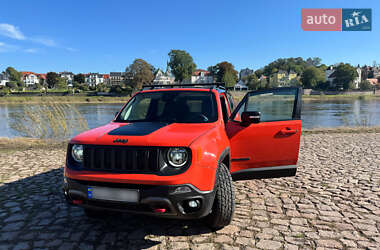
[63, 85, 302, 221]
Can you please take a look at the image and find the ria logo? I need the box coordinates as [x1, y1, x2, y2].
[113, 138, 128, 143]
[342, 9, 371, 31]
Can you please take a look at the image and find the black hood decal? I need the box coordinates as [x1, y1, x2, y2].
[108, 122, 170, 136]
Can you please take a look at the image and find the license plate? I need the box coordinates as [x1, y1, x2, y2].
[88, 186, 139, 203]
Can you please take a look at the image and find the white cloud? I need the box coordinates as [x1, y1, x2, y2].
[0, 24, 74, 53]
[0, 42, 19, 53]
[0, 23, 25, 40]
[25, 48, 38, 53]
[66, 47, 78, 52]
[31, 37, 57, 47]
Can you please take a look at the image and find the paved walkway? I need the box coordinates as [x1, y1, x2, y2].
[0, 133, 379, 249]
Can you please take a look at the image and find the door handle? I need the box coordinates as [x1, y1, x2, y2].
[280, 128, 298, 135]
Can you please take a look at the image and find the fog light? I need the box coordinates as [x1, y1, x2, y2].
[188, 200, 200, 208]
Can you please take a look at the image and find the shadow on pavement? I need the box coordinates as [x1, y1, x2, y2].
[0, 168, 213, 249]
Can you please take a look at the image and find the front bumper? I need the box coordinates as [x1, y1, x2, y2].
[63, 177, 215, 219]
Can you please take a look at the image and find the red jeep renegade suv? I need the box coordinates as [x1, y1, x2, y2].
[63, 84, 302, 229]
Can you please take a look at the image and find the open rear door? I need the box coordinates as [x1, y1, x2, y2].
[226, 87, 302, 180]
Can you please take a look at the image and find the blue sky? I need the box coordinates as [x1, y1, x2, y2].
[0, 0, 379, 73]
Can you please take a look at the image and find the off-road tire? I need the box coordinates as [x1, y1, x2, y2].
[205, 162, 235, 230]
[84, 208, 104, 218]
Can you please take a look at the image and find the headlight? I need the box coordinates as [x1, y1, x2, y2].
[71, 144, 83, 163]
[167, 148, 188, 168]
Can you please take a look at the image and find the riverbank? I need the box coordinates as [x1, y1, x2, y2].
[0, 92, 379, 104]
[0, 95, 131, 104]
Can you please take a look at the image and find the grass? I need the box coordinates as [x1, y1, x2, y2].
[9, 102, 89, 140]
[0, 95, 131, 104]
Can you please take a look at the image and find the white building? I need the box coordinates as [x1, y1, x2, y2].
[110, 72, 125, 86]
[0, 72, 9, 86]
[191, 69, 213, 84]
[234, 80, 248, 90]
[153, 69, 175, 85]
[86, 73, 104, 87]
[60, 71, 74, 86]
[21, 72, 40, 86]
[353, 67, 361, 89]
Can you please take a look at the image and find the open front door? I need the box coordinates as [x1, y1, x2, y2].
[226, 87, 302, 180]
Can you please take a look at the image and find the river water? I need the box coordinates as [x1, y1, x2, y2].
[0, 99, 379, 138]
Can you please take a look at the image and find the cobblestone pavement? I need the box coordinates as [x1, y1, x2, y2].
[0, 133, 379, 250]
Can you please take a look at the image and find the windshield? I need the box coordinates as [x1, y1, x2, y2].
[115, 91, 218, 123]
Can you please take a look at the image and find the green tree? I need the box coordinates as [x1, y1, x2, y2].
[210, 61, 238, 85]
[334, 63, 358, 90]
[56, 78, 67, 89]
[300, 66, 325, 89]
[290, 78, 302, 87]
[168, 50, 196, 82]
[244, 74, 260, 90]
[306, 57, 322, 66]
[74, 74, 85, 84]
[254, 69, 264, 78]
[222, 71, 236, 88]
[125, 58, 154, 89]
[5, 67, 24, 88]
[263, 57, 310, 77]
[46, 72, 59, 88]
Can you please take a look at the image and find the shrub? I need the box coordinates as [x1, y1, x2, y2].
[6, 81, 17, 90]
[359, 80, 373, 91]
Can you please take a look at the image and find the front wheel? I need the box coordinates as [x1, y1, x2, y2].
[205, 162, 235, 230]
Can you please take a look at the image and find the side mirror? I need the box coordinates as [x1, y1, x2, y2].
[241, 111, 261, 125]
[114, 112, 119, 118]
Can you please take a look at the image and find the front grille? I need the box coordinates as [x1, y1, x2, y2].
[83, 145, 160, 173]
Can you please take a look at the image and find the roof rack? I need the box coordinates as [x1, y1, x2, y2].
[142, 83, 226, 91]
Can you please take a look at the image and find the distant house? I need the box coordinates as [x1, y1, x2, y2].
[21, 72, 40, 86]
[0, 72, 9, 86]
[86, 73, 104, 87]
[239, 68, 254, 80]
[153, 69, 175, 85]
[103, 74, 110, 85]
[326, 66, 361, 89]
[271, 70, 288, 86]
[60, 71, 74, 86]
[110, 72, 125, 86]
[191, 69, 213, 84]
[288, 70, 297, 81]
[367, 78, 378, 86]
[234, 80, 248, 91]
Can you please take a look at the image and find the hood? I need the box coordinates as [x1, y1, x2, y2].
[71, 122, 216, 147]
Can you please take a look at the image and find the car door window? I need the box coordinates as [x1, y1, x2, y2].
[231, 88, 300, 122]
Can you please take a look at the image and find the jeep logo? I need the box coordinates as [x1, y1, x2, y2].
[113, 138, 128, 144]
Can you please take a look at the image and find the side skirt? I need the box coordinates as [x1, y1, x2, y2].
[231, 165, 297, 181]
